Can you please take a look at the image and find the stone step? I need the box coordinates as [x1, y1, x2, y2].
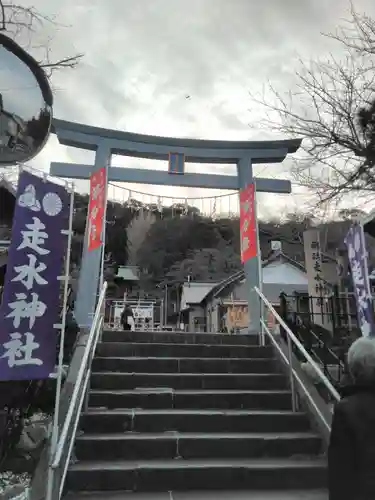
[89, 372, 287, 391]
[65, 490, 328, 499]
[89, 389, 294, 411]
[95, 371, 287, 390]
[75, 432, 322, 461]
[80, 409, 311, 434]
[66, 458, 327, 492]
[102, 330, 260, 346]
[92, 357, 280, 374]
[96, 342, 274, 359]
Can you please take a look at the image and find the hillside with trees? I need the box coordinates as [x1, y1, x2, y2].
[69, 192, 373, 301]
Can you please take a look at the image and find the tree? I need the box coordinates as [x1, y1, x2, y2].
[127, 211, 156, 266]
[68, 195, 132, 268]
[214, 217, 241, 255]
[166, 247, 241, 284]
[26, 108, 51, 146]
[358, 98, 375, 165]
[254, 4, 375, 204]
[104, 203, 132, 267]
[337, 208, 368, 221]
[137, 215, 224, 280]
[0, 1, 82, 74]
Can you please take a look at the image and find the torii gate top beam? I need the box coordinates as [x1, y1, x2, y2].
[52, 119, 301, 164]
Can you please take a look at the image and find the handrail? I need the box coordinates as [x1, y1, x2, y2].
[259, 317, 332, 433]
[303, 326, 346, 381]
[46, 281, 108, 499]
[287, 307, 346, 385]
[254, 286, 340, 403]
[58, 319, 103, 499]
[286, 298, 346, 369]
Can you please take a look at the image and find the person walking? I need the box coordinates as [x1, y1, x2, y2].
[120, 303, 134, 331]
[328, 336, 375, 500]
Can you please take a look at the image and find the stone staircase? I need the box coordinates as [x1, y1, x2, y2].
[66, 330, 327, 498]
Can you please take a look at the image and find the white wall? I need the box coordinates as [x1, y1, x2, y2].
[262, 262, 308, 286]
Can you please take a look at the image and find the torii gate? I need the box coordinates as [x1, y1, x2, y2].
[50, 119, 301, 333]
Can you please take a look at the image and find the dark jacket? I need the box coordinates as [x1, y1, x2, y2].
[120, 306, 134, 325]
[328, 384, 375, 500]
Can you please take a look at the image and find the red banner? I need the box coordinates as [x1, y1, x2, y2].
[88, 167, 106, 251]
[239, 183, 256, 263]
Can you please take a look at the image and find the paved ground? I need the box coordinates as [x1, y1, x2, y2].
[68, 490, 328, 499]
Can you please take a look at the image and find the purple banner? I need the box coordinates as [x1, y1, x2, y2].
[344, 223, 375, 337]
[0, 171, 69, 380]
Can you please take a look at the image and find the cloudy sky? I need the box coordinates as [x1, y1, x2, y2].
[8, 0, 375, 217]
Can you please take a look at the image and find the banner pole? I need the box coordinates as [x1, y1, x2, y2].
[99, 164, 109, 292]
[46, 184, 75, 500]
[253, 183, 264, 345]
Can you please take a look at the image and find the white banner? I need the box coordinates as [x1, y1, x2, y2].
[114, 304, 153, 321]
[132, 306, 153, 319]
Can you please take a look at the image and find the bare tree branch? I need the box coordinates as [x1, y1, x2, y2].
[327, 1, 375, 58]
[251, 6, 375, 205]
[1, 1, 82, 74]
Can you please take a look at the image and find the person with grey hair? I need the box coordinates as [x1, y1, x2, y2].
[328, 336, 375, 500]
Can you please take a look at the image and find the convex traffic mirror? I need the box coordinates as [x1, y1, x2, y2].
[0, 33, 53, 166]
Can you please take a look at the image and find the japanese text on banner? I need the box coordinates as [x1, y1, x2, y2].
[239, 184, 256, 263]
[310, 237, 328, 306]
[344, 223, 375, 337]
[0, 171, 69, 380]
[88, 167, 106, 251]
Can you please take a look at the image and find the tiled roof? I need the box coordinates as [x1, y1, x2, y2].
[180, 282, 217, 311]
[222, 282, 308, 305]
[115, 266, 140, 281]
[201, 251, 307, 303]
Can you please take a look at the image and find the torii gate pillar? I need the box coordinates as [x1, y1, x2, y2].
[236, 156, 261, 334]
[50, 119, 301, 333]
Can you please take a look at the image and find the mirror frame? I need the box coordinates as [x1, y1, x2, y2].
[0, 32, 53, 165]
